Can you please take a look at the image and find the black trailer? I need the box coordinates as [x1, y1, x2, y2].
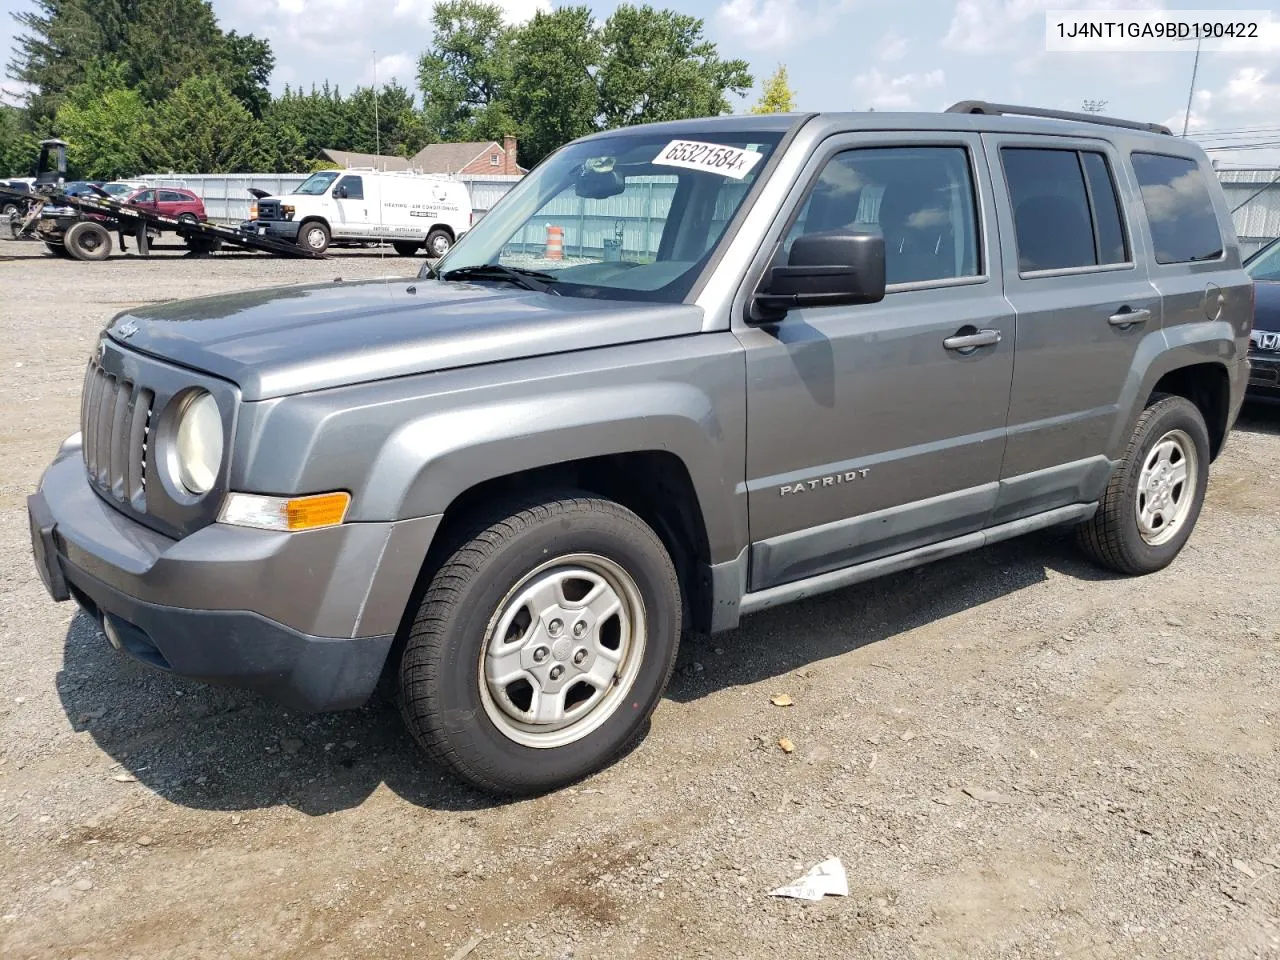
[0, 140, 325, 261]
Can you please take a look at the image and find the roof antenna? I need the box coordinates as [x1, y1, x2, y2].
[373, 50, 387, 263]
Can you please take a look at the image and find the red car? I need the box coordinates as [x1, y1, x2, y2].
[125, 187, 207, 224]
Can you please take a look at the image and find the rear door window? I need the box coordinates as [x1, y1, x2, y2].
[1001, 147, 1130, 273]
[1130, 153, 1224, 264]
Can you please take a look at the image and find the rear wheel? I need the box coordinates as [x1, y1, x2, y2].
[2, 202, 19, 220]
[393, 240, 421, 257]
[297, 220, 330, 254]
[1077, 395, 1210, 575]
[178, 213, 199, 227]
[399, 494, 682, 796]
[63, 221, 112, 261]
[425, 228, 453, 258]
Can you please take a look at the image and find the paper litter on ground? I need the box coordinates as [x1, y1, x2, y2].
[768, 857, 849, 901]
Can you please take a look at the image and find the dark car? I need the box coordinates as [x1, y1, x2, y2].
[1, 180, 35, 219]
[1246, 236, 1280, 398]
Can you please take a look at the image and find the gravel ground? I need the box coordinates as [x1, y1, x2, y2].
[1, 240, 1279, 960]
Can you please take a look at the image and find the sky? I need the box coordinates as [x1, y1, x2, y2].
[2, 0, 1279, 165]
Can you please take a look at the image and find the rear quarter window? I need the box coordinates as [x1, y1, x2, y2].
[1130, 153, 1223, 265]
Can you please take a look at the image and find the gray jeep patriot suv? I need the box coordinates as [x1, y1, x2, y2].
[28, 102, 1252, 795]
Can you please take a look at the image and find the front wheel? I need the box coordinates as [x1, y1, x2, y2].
[1077, 395, 1210, 575]
[399, 495, 682, 796]
[296, 220, 330, 254]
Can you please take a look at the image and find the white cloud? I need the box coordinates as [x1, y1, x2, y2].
[852, 68, 945, 110]
[1220, 66, 1280, 114]
[714, 0, 855, 52]
[715, 0, 807, 51]
[942, 0, 1163, 54]
[364, 52, 417, 87]
[878, 31, 908, 63]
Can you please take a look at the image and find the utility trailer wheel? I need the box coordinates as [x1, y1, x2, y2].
[185, 236, 223, 256]
[393, 241, 421, 257]
[63, 221, 112, 261]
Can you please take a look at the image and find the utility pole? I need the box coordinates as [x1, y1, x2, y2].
[1181, 36, 1201, 136]
[1081, 99, 1108, 115]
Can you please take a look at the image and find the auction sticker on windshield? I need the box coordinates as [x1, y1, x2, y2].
[654, 140, 765, 180]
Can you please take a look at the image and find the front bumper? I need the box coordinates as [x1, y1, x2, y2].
[238, 219, 300, 241]
[28, 435, 439, 711]
[1247, 351, 1280, 398]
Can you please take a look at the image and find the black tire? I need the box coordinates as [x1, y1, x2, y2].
[63, 221, 112, 261]
[178, 213, 199, 226]
[425, 228, 452, 258]
[296, 220, 330, 254]
[44, 241, 72, 259]
[2, 202, 19, 220]
[399, 494, 682, 796]
[392, 240, 421, 257]
[185, 236, 222, 255]
[1077, 395, 1210, 575]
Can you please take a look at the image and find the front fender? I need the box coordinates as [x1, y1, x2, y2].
[362, 383, 742, 561]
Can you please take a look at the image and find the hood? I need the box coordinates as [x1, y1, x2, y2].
[1253, 279, 1280, 333]
[106, 277, 706, 401]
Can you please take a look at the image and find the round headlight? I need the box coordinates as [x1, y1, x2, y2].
[174, 391, 223, 495]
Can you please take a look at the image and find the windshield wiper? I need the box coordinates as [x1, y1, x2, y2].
[440, 264, 560, 294]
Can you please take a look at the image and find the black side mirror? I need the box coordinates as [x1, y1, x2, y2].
[334, 186, 348, 199]
[752, 228, 887, 321]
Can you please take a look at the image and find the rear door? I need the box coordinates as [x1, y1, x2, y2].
[157, 190, 190, 217]
[738, 132, 1016, 591]
[983, 134, 1161, 523]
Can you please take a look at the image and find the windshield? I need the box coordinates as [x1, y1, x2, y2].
[294, 172, 339, 196]
[433, 129, 783, 302]
[1246, 237, 1280, 282]
[102, 183, 133, 197]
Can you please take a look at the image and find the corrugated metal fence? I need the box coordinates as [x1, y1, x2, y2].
[1216, 167, 1280, 259]
[140, 172, 525, 224]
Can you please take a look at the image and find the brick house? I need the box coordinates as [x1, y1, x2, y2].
[321, 135, 526, 176]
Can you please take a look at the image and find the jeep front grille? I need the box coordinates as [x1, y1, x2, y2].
[81, 360, 153, 510]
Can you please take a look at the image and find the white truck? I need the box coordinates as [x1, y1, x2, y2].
[242, 169, 473, 257]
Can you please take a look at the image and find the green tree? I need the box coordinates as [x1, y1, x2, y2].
[8, 0, 275, 118]
[750, 64, 795, 114]
[346, 82, 429, 157]
[597, 5, 752, 128]
[508, 7, 601, 166]
[7, 0, 133, 119]
[0, 104, 41, 176]
[146, 74, 269, 173]
[417, 0, 516, 142]
[52, 59, 151, 179]
[221, 31, 275, 119]
[267, 83, 352, 160]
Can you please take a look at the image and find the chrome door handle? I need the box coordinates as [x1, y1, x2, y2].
[944, 329, 1002, 351]
[1108, 308, 1152, 328]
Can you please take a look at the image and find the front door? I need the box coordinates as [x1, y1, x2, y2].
[983, 135, 1161, 523]
[738, 133, 1015, 591]
[332, 174, 367, 238]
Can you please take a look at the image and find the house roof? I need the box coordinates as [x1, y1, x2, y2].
[410, 141, 526, 174]
[320, 149, 412, 171]
[321, 141, 527, 175]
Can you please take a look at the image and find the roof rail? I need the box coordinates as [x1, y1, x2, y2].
[945, 100, 1173, 136]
